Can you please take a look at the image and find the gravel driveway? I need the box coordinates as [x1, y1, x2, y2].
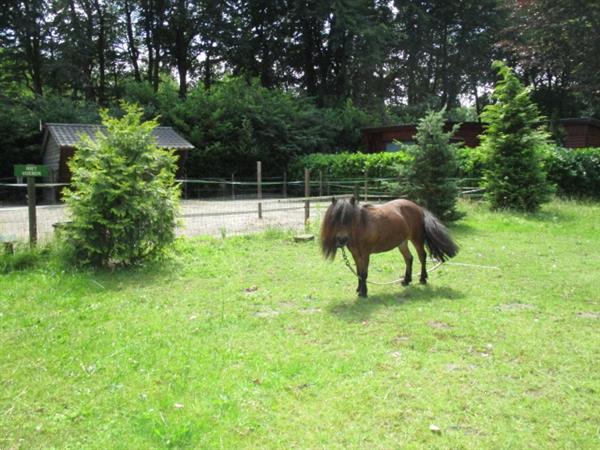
[0, 197, 332, 242]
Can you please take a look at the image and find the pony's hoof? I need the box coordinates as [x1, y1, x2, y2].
[401, 278, 411, 287]
[358, 291, 368, 298]
[419, 278, 428, 285]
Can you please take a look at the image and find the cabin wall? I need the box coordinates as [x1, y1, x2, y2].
[562, 124, 589, 148]
[586, 124, 600, 147]
[42, 135, 61, 203]
[363, 120, 600, 152]
[363, 122, 484, 152]
[42, 135, 60, 182]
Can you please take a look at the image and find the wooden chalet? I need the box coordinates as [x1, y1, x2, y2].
[362, 118, 600, 152]
[40, 123, 194, 202]
[41, 123, 194, 184]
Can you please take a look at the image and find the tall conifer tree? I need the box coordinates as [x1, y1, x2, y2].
[480, 61, 553, 211]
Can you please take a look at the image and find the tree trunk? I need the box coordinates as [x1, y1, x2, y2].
[124, 0, 141, 82]
[21, 1, 44, 96]
[93, 0, 106, 105]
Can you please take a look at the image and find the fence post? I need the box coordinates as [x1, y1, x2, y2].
[364, 169, 368, 202]
[50, 168, 57, 205]
[304, 168, 310, 225]
[231, 173, 235, 200]
[283, 170, 287, 198]
[257, 161, 262, 219]
[27, 176, 37, 247]
[319, 170, 323, 198]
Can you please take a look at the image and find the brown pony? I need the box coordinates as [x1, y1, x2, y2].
[321, 197, 458, 297]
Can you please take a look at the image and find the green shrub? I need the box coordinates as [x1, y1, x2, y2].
[0, 244, 42, 273]
[173, 79, 387, 178]
[63, 103, 180, 267]
[399, 109, 462, 221]
[480, 61, 553, 211]
[457, 146, 487, 179]
[545, 147, 600, 198]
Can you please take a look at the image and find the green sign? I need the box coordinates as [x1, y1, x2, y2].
[14, 164, 49, 178]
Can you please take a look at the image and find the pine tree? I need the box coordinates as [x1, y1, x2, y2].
[63, 103, 180, 267]
[480, 61, 553, 211]
[402, 109, 461, 222]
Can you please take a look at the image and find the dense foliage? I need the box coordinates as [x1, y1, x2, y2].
[479, 62, 553, 211]
[63, 104, 179, 267]
[0, 0, 508, 111]
[545, 147, 600, 199]
[1, 1, 599, 182]
[170, 80, 377, 177]
[499, 0, 600, 120]
[399, 110, 461, 221]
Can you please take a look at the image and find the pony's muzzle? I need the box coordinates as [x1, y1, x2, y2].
[336, 236, 349, 248]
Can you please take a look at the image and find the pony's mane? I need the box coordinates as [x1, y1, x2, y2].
[320, 199, 368, 260]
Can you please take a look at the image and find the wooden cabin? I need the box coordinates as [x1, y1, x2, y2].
[558, 118, 600, 148]
[362, 118, 600, 152]
[41, 123, 194, 201]
[362, 122, 484, 152]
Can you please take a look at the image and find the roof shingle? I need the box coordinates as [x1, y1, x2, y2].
[44, 123, 194, 149]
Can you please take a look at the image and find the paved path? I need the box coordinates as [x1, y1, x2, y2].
[0, 198, 332, 242]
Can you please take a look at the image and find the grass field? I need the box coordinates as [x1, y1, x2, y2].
[1, 199, 599, 449]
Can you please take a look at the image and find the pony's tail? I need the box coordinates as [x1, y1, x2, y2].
[423, 209, 458, 262]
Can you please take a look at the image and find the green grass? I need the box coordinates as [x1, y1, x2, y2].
[1, 199, 599, 449]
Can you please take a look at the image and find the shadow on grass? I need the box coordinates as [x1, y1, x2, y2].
[328, 284, 464, 323]
[449, 221, 477, 236]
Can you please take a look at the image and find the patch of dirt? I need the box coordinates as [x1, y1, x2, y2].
[576, 311, 600, 319]
[428, 320, 451, 329]
[392, 335, 410, 344]
[496, 303, 535, 311]
[298, 307, 321, 314]
[254, 309, 280, 318]
[278, 301, 296, 309]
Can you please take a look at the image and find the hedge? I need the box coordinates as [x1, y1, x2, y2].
[288, 151, 410, 180]
[290, 146, 600, 199]
[545, 147, 600, 199]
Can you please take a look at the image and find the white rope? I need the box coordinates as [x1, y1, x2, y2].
[340, 247, 500, 285]
[443, 261, 500, 270]
[340, 247, 443, 286]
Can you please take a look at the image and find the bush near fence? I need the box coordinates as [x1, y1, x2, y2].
[545, 147, 600, 199]
[289, 151, 411, 180]
[291, 146, 600, 199]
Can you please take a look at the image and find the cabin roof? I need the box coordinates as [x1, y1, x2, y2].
[43, 123, 194, 149]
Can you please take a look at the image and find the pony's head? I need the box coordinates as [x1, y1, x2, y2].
[320, 196, 362, 260]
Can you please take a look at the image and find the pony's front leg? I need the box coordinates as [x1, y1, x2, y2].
[351, 251, 370, 298]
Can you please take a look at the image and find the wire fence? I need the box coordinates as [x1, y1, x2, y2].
[0, 171, 484, 244]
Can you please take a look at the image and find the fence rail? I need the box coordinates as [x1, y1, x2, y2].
[1, 168, 484, 244]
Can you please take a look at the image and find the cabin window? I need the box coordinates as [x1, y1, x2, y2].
[385, 141, 415, 151]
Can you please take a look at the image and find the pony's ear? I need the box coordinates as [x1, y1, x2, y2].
[350, 196, 356, 205]
[331, 197, 337, 204]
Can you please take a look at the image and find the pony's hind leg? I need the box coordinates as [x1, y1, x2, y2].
[398, 241, 413, 286]
[412, 238, 428, 284]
